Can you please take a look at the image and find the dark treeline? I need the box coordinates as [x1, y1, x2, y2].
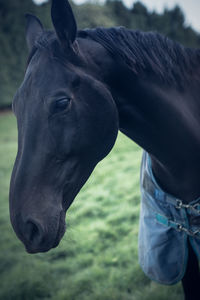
[0, 0, 200, 108]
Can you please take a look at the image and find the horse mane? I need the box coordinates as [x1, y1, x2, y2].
[78, 27, 200, 88]
[27, 27, 200, 88]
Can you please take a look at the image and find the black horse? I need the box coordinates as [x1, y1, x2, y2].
[9, 0, 200, 299]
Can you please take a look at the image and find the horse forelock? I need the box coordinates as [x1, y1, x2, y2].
[26, 30, 83, 68]
[26, 31, 58, 66]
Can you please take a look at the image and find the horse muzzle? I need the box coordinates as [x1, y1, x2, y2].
[10, 208, 66, 253]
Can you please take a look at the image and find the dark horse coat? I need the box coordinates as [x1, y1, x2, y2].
[9, 1, 200, 299]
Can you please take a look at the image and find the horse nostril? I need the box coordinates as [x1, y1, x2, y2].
[24, 219, 43, 246]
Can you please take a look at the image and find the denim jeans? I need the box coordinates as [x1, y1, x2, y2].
[139, 151, 200, 285]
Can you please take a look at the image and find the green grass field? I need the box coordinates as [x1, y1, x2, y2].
[0, 113, 183, 300]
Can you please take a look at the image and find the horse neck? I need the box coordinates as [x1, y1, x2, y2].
[111, 70, 200, 202]
[81, 37, 200, 202]
[100, 60, 195, 154]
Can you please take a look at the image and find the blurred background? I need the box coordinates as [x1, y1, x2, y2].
[0, 1, 199, 299]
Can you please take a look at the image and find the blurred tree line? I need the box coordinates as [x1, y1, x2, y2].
[0, 0, 200, 108]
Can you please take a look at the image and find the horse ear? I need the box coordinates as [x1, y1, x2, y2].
[51, 0, 77, 50]
[25, 14, 44, 51]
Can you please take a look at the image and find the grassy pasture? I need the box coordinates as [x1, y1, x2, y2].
[0, 113, 183, 300]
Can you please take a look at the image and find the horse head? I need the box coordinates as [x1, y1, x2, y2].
[9, 0, 118, 253]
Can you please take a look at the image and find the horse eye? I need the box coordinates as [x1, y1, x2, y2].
[55, 98, 70, 111]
